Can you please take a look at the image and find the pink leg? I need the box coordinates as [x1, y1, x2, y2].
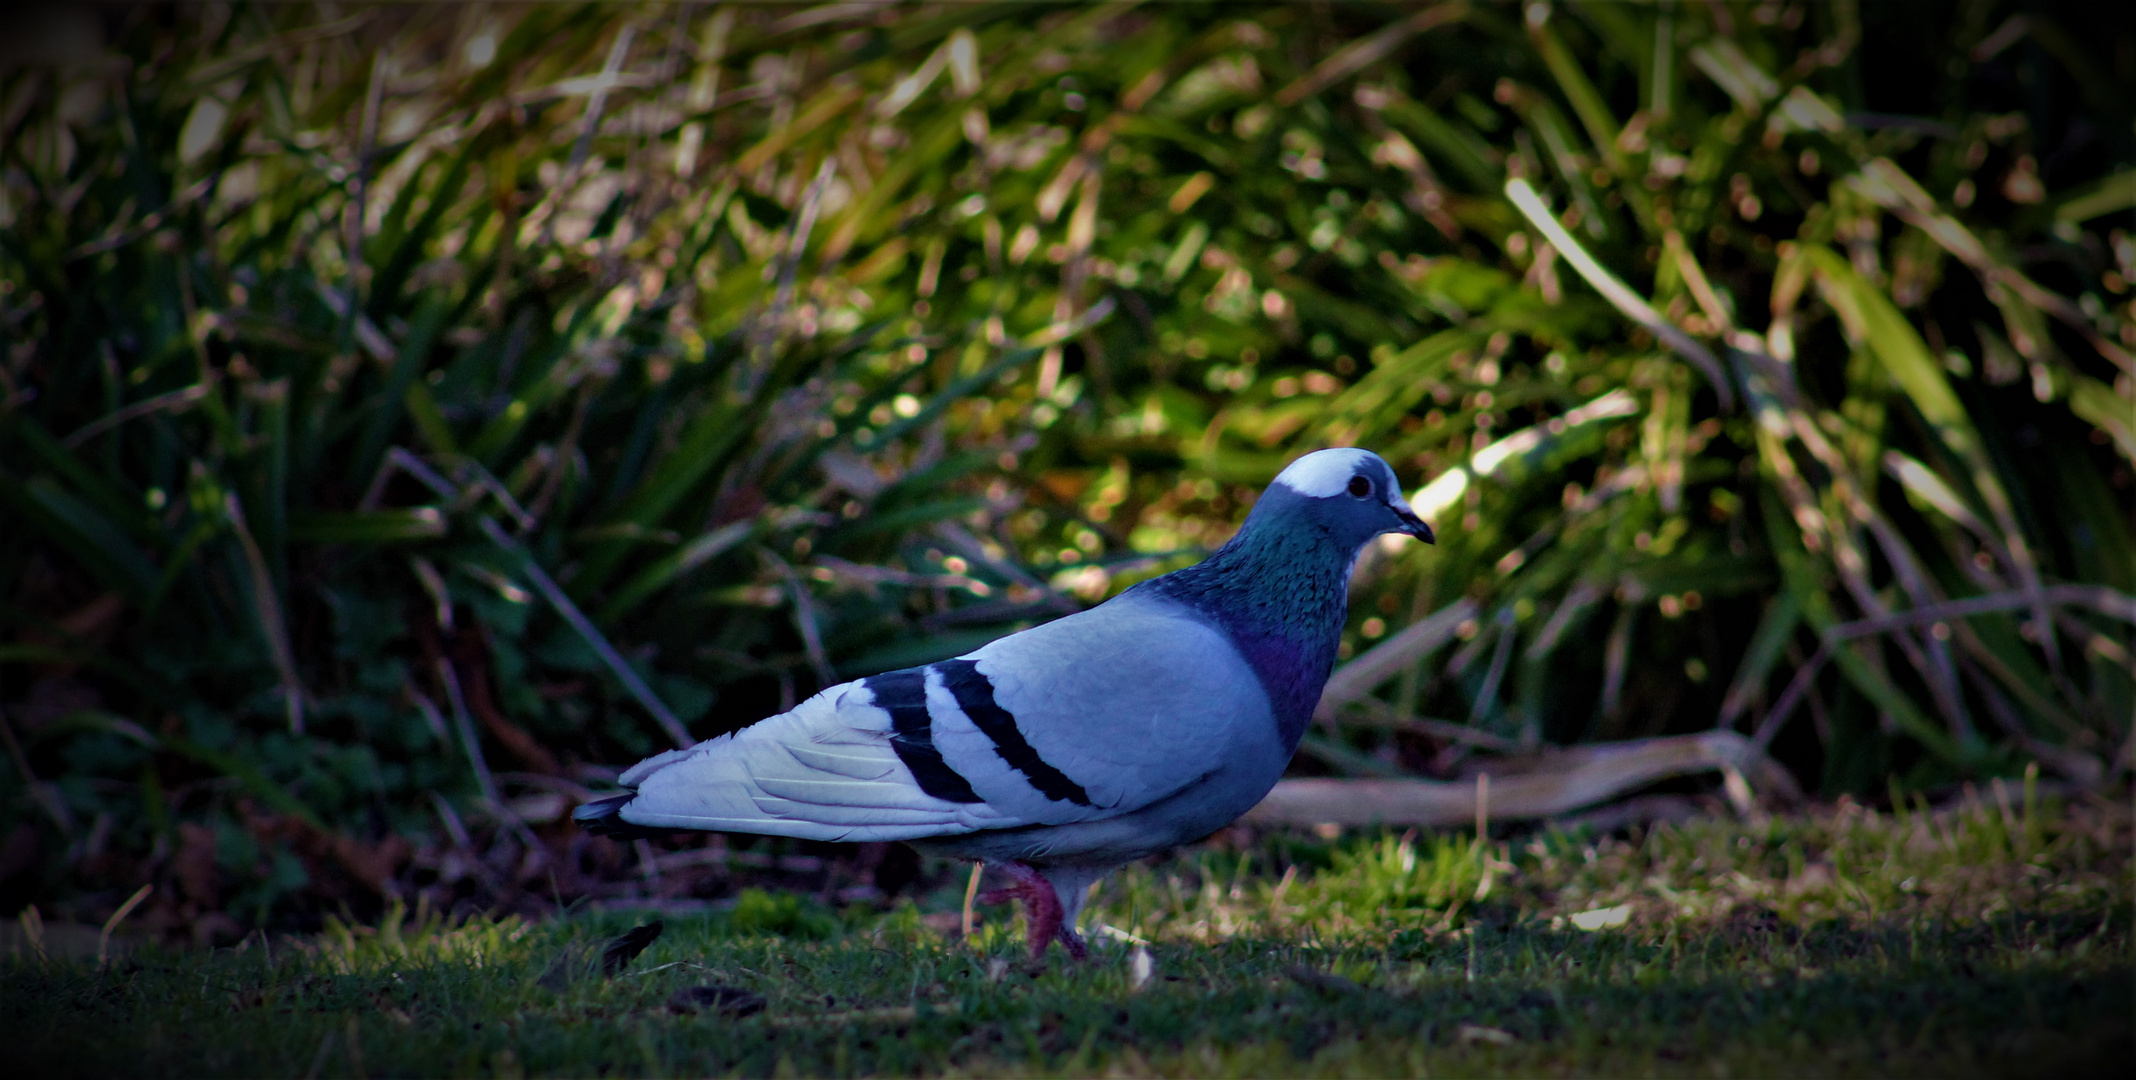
[1054, 920, 1088, 961]
[974, 861, 1066, 961]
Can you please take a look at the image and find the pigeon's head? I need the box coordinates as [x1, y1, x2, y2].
[1260, 448, 1435, 548]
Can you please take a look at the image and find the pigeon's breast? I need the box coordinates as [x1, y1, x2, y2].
[1213, 622, 1338, 748]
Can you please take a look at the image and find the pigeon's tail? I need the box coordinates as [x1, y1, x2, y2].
[572, 793, 671, 840]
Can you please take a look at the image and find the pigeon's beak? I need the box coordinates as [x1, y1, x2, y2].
[1389, 500, 1436, 544]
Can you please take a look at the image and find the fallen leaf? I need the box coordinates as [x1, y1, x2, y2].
[1129, 945, 1154, 991]
[601, 920, 664, 977]
[1458, 1023, 1517, 1046]
[1568, 904, 1632, 931]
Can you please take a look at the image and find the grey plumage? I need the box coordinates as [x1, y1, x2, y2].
[575, 447, 1434, 957]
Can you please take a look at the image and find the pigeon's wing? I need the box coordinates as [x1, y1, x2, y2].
[920, 591, 1278, 827]
[583, 677, 1027, 842]
[578, 592, 1275, 842]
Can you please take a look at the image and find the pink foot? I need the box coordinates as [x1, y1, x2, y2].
[975, 861, 1069, 961]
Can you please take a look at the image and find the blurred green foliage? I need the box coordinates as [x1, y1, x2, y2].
[0, 2, 2129, 928]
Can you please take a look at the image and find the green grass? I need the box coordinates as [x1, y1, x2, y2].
[9, 795, 2127, 1077]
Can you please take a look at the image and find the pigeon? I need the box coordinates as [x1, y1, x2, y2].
[575, 448, 1433, 959]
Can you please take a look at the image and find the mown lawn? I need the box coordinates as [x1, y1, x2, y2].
[7, 792, 2128, 1078]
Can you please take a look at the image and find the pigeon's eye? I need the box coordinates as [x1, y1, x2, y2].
[1347, 475, 1372, 498]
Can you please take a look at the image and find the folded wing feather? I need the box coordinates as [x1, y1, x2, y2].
[608, 593, 1275, 845]
[615, 682, 1023, 842]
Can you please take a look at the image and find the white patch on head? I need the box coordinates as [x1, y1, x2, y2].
[1273, 448, 1379, 498]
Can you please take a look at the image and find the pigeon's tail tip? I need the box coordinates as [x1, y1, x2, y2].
[573, 793, 668, 840]
[572, 792, 633, 832]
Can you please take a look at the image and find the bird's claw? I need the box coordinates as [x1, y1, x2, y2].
[1055, 923, 1088, 961]
[974, 861, 1077, 963]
